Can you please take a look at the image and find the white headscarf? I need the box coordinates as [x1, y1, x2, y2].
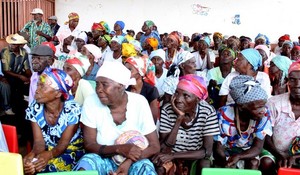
[96, 61, 136, 88]
[84, 44, 102, 63]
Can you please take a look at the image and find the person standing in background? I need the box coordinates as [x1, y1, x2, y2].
[20, 8, 52, 49]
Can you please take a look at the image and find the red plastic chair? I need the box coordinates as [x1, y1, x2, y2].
[2, 124, 19, 153]
[278, 167, 300, 175]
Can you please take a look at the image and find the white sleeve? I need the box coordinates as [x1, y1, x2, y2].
[80, 95, 99, 128]
[219, 75, 231, 96]
[137, 96, 157, 135]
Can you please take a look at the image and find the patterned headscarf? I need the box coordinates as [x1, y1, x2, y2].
[175, 51, 195, 65]
[213, 32, 223, 39]
[145, 20, 155, 28]
[169, 31, 183, 46]
[64, 12, 79, 25]
[241, 48, 262, 71]
[91, 23, 105, 31]
[99, 21, 111, 34]
[65, 54, 90, 77]
[255, 33, 270, 45]
[223, 47, 236, 59]
[122, 43, 137, 58]
[200, 36, 211, 46]
[146, 37, 159, 50]
[229, 75, 268, 104]
[271, 56, 292, 85]
[177, 74, 208, 100]
[100, 34, 111, 44]
[111, 35, 125, 45]
[282, 40, 294, 48]
[40, 68, 73, 101]
[288, 59, 300, 74]
[125, 56, 156, 86]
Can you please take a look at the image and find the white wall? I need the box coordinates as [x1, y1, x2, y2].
[55, 0, 299, 43]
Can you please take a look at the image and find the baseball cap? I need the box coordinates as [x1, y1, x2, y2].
[48, 16, 57, 20]
[31, 8, 44, 15]
[31, 45, 54, 56]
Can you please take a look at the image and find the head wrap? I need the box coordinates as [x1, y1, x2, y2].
[240, 36, 252, 42]
[111, 35, 125, 45]
[149, 49, 166, 62]
[122, 43, 137, 58]
[169, 31, 183, 46]
[99, 21, 111, 34]
[65, 12, 79, 25]
[177, 74, 208, 100]
[213, 32, 223, 39]
[115, 21, 125, 30]
[125, 56, 155, 86]
[200, 36, 211, 46]
[91, 22, 105, 31]
[271, 56, 292, 85]
[129, 40, 142, 52]
[240, 48, 262, 71]
[65, 54, 90, 77]
[77, 32, 88, 44]
[255, 44, 270, 60]
[145, 20, 155, 28]
[83, 44, 102, 63]
[288, 59, 300, 74]
[282, 41, 294, 48]
[100, 34, 111, 44]
[222, 47, 236, 59]
[40, 68, 73, 101]
[176, 51, 195, 65]
[229, 75, 268, 104]
[279, 34, 290, 41]
[145, 37, 159, 50]
[255, 33, 270, 45]
[292, 45, 300, 51]
[96, 61, 136, 88]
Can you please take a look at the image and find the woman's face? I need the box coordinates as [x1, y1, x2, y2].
[91, 30, 101, 40]
[181, 57, 197, 74]
[288, 71, 300, 100]
[75, 38, 85, 51]
[282, 44, 292, 56]
[63, 62, 81, 82]
[110, 41, 121, 51]
[291, 49, 300, 61]
[255, 38, 265, 47]
[234, 53, 250, 74]
[240, 40, 250, 50]
[81, 47, 94, 61]
[213, 36, 222, 45]
[166, 37, 178, 49]
[220, 50, 234, 64]
[151, 56, 164, 70]
[97, 37, 106, 47]
[174, 88, 198, 113]
[69, 18, 79, 29]
[125, 63, 140, 80]
[96, 76, 123, 105]
[198, 40, 208, 51]
[141, 23, 149, 32]
[269, 61, 281, 77]
[257, 49, 268, 63]
[35, 76, 60, 103]
[240, 99, 267, 120]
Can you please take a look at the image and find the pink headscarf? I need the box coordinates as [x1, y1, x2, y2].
[177, 74, 208, 100]
[288, 59, 300, 74]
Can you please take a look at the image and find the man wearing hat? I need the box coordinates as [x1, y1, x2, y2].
[20, 8, 52, 49]
[28, 45, 54, 104]
[1, 33, 32, 111]
[48, 16, 60, 39]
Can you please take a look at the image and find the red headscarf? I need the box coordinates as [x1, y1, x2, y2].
[91, 23, 105, 31]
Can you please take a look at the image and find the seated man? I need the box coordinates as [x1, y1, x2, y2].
[1, 33, 32, 109]
[0, 60, 13, 115]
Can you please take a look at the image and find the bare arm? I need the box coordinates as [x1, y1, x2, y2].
[149, 99, 159, 123]
[219, 95, 228, 108]
[140, 131, 160, 159]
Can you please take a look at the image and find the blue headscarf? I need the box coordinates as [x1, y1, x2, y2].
[255, 33, 270, 45]
[271, 55, 292, 85]
[241, 48, 262, 71]
[115, 21, 125, 30]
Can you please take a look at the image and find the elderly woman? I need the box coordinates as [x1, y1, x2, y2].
[153, 74, 220, 175]
[75, 32, 88, 53]
[219, 48, 271, 107]
[165, 31, 184, 69]
[291, 45, 300, 61]
[281, 41, 293, 59]
[23, 68, 84, 174]
[103, 35, 124, 63]
[269, 55, 292, 95]
[81, 44, 102, 81]
[265, 60, 300, 171]
[74, 61, 160, 175]
[255, 44, 270, 74]
[63, 54, 95, 106]
[97, 34, 111, 66]
[124, 56, 159, 123]
[214, 75, 272, 172]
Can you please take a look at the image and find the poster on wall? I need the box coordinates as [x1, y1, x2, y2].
[232, 14, 241, 25]
[191, 4, 210, 16]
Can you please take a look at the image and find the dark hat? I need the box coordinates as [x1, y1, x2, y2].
[31, 45, 54, 56]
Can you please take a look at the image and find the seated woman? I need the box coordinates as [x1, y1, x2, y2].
[269, 55, 292, 95]
[23, 68, 84, 174]
[153, 74, 220, 175]
[124, 56, 159, 123]
[74, 61, 160, 175]
[81, 44, 102, 81]
[63, 54, 95, 106]
[213, 75, 272, 172]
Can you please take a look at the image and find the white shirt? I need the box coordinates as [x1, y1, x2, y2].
[80, 91, 156, 145]
[155, 68, 168, 96]
[219, 71, 271, 105]
[103, 50, 122, 63]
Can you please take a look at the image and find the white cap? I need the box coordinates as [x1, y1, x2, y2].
[31, 8, 44, 15]
[48, 16, 57, 20]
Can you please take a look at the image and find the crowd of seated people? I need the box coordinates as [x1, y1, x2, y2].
[2, 7, 300, 175]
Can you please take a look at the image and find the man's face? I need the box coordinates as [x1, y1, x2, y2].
[33, 14, 43, 21]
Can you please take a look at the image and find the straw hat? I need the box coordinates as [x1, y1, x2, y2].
[6, 33, 27, 44]
[31, 8, 44, 15]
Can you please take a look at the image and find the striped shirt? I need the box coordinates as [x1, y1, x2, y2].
[160, 100, 220, 152]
